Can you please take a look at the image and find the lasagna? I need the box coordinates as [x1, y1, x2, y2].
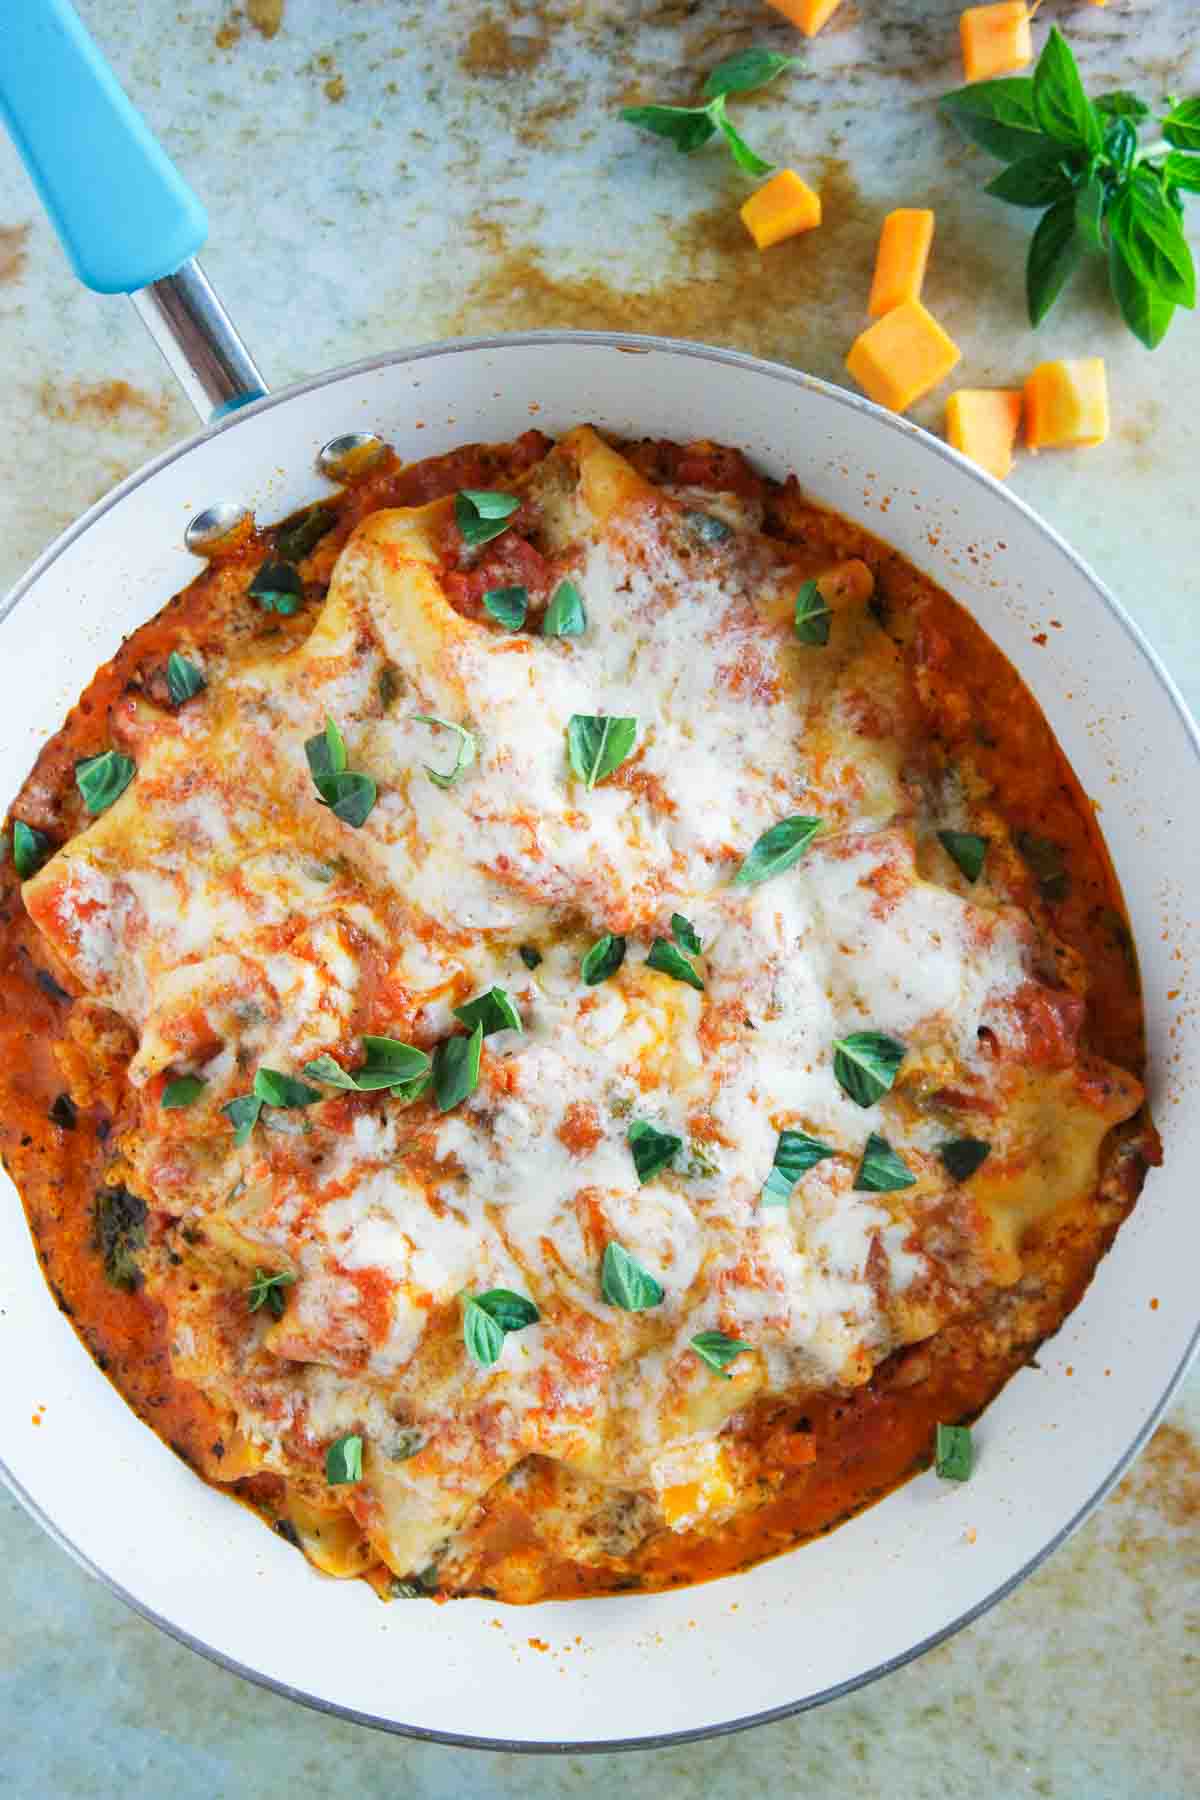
[0, 425, 1157, 1602]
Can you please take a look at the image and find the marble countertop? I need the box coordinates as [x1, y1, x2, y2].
[0, 1, 1197, 1793]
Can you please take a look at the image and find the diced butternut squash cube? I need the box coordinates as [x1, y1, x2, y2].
[768, 0, 846, 38]
[740, 170, 822, 249]
[960, 3, 1033, 83]
[868, 209, 935, 317]
[845, 301, 962, 414]
[946, 389, 1023, 480]
[1023, 359, 1110, 450]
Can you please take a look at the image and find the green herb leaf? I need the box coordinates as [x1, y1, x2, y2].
[581, 933, 627, 985]
[302, 1053, 360, 1091]
[1096, 91, 1150, 123]
[832, 1031, 907, 1108]
[567, 714, 638, 788]
[1033, 27, 1102, 154]
[1163, 97, 1200, 153]
[326, 1433, 364, 1485]
[939, 1138, 992, 1181]
[761, 1128, 837, 1205]
[413, 715, 477, 789]
[1103, 115, 1138, 181]
[454, 987, 522, 1036]
[253, 1068, 322, 1109]
[685, 509, 733, 544]
[1111, 173, 1196, 308]
[314, 771, 378, 828]
[222, 1093, 263, 1146]
[76, 751, 135, 816]
[358, 1037, 432, 1091]
[454, 489, 521, 548]
[793, 579, 832, 646]
[1075, 172, 1107, 250]
[1026, 194, 1083, 326]
[671, 913, 702, 955]
[937, 830, 988, 883]
[732, 816, 822, 887]
[305, 715, 349, 782]
[935, 1421, 974, 1482]
[620, 103, 717, 155]
[248, 561, 304, 614]
[276, 504, 336, 563]
[984, 149, 1082, 208]
[12, 820, 51, 878]
[646, 937, 704, 991]
[161, 1075, 206, 1109]
[166, 651, 206, 704]
[391, 1070, 433, 1105]
[690, 1329, 752, 1377]
[94, 1185, 146, 1291]
[248, 1267, 296, 1319]
[703, 47, 799, 101]
[709, 95, 774, 176]
[483, 585, 528, 630]
[542, 579, 586, 637]
[463, 1289, 540, 1368]
[1109, 233, 1177, 348]
[939, 77, 1050, 162]
[1015, 830, 1070, 902]
[433, 1022, 484, 1113]
[519, 944, 543, 969]
[386, 1428, 426, 1463]
[628, 1118, 683, 1184]
[1164, 151, 1200, 195]
[601, 1240, 665, 1311]
[854, 1132, 917, 1192]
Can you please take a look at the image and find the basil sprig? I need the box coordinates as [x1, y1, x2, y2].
[222, 1094, 263, 1145]
[161, 1075, 206, 1109]
[691, 1329, 752, 1378]
[567, 715, 638, 788]
[582, 933, 626, 985]
[761, 1128, 837, 1206]
[542, 578, 586, 637]
[794, 579, 832, 646]
[854, 1133, 916, 1192]
[601, 1241, 664, 1311]
[483, 585, 527, 630]
[833, 1032, 907, 1108]
[455, 489, 520, 548]
[166, 651, 206, 704]
[76, 751, 135, 816]
[621, 47, 799, 176]
[628, 1118, 682, 1184]
[941, 27, 1198, 346]
[463, 1289, 540, 1368]
[413, 714, 477, 790]
[433, 1022, 484, 1112]
[12, 820, 51, 878]
[454, 986, 522, 1035]
[304, 716, 377, 828]
[940, 1137, 991, 1182]
[938, 830, 988, 884]
[935, 1422, 974, 1483]
[733, 816, 822, 887]
[305, 1038, 431, 1095]
[326, 1433, 364, 1485]
[646, 937, 704, 991]
[248, 560, 303, 614]
[248, 1268, 296, 1319]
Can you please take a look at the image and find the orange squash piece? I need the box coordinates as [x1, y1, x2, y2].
[946, 389, 1023, 480]
[868, 209, 935, 317]
[740, 170, 822, 249]
[1023, 360, 1110, 450]
[960, 3, 1033, 83]
[767, 0, 846, 38]
[845, 301, 962, 414]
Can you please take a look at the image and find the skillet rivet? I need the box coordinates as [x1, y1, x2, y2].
[317, 433, 383, 477]
[184, 501, 252, 554]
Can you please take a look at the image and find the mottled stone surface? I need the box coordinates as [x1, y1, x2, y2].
[0, 1, 1196, 1793]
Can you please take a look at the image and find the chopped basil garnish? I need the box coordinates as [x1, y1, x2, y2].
[581, 933, 626, 985]
[483, 585, 528, 630]
[1016, 830, 1070, 902]
[567, 714, 638, 789]
[248, 1268, 296, 1319]
[304, 716, 377, 828]
[413, 714, 477, 790]
[732, 816, 822, 887]
[326, 1433, 364, 1485]
[542, 579, 586, 637]
[454, 986, 522, 1036]
[935, 1421, 974, 1482]
[253, 1068, 322, 1108]
[691, 1329, 752, 1378]
[222, 1093, 263, 1146]
[940, 1137, 992, 1181]
[601, 1241, 665, 1311]
[391, 1070, 433, 1105]
[519, 944, 543, 969]
[166, 651, 206, 704]
[12, 820, 51, 878]
[686, 510, 732, 544]
[248, 560, 303, 614]
[462, 1289, 540, 1368]
[303, 1043, 431, 1098]
[455, 489, 520, 548]
[938, 830, 988, 884]
[670, 913, 702, 955]
[854, 1133, 917, 1192]
[75, 751, 135, 816]
[305, 715, 347, 781]
[794, 579, 832, 646]
[833, 1031, 907, 1107]
[628, 1118, 682, 1184]
[646, 937, 704, 991]
[94, 1185, 146, 1291]
[761, 1128, 837, 1205]
[276, 503, 336, 563]
[161, 1075, 206, 1109]
[432, 1022, 483, 1112]
[301, 1053, 360, 1091]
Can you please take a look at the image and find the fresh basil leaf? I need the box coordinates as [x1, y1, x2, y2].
[620, 103, 717, 155]
[1164, 151, 1200, 194]
[482, 585, 528, 630]
[628, 1118, 683, 1184]
[1033, 27, 1102, 154]
[454, 489, 521, 548]
[326, 1433, 363, 1485]
[12, 820, 51, 878]
[937, 830, 988, 883]
[1015, 830, 1070, 902]
[166, 651, 206, 704]
[94, 1185, 146, 1291]
[1112, 173, 1196, 308]
[581, 933, 627, 985]
[519, 944, 543, 969]
[567, 714, 638, 789]
[463, 1289, 540, 1368]
[413, 715, 477, 789]
[601, 1240, 665, 1311]
[253, 1068, 322, 1109]
[833, 1031, 907, 1108]
[391, 1070, 433, 1105]
[1096, 90, 1151, 123]
[476, 1289, 539, 1332]
[703, 47, 799, 101]
[542, 579, 586, 637]
[1075, 172, 1107, 250]
[646, 937, 704, 991]
[939, 78, 1050, 162]
[935, 1421, 973, 1483]
[223, 1093, 263, 1145]
[357, 1038, 431, 1091]
[671, 913, 702, 955]
[710, 97, 774, 177]
[433, 1022, 483, 1112]
[302, 1053, 360, 1091]
[1103, 115, 1138, 181]
[248, 560, 303, 614]
[732, 816, 822, 887]
[984, 149, 1082, 208]
[454, 987, 522, 1036]
[940, 1138, 992, 1181]
[793, 579, 832, 646]
[854, 1132, 917, 1192]
[1109, 233, 1177, 348]
[685, 509, 733, 544]
[761, 1128, 837, 1206]
[1026, 194, 1083, 326]
[76, 751, 135, 816]
[276, 504, 336, 563]
[248, 1267, 295, 1319]
[1163, 97, 1200, 152]
[161, 1075, 206, 1109]
[690, 1329, 752, 1377]
[314, 771, 377, 828]
[305, 715, 349, 782]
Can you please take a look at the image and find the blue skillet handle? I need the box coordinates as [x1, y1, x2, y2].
[0, 0, 207, 293]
